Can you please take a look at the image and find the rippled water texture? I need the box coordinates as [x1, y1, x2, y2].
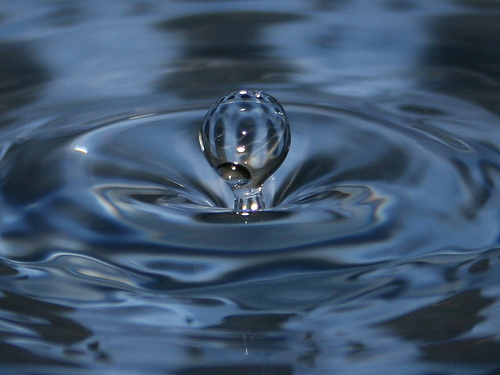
[1, 1, 500, 374]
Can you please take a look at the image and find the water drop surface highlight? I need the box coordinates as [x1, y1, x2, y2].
[200, 90, 291, 212]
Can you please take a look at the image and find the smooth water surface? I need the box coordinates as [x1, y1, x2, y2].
[1, 1, 500, 374]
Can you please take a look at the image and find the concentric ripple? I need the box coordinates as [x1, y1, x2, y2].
[1, 94, 499, 276]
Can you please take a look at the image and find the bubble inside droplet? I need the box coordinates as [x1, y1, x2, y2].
[215, 162, 252, 187]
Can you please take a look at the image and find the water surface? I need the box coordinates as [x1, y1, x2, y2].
[1, 1, 500, 374]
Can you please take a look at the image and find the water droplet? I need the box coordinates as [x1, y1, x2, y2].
[200, 90, 291, 212]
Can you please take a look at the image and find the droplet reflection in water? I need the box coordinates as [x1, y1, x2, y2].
[200, 90, 291, 212]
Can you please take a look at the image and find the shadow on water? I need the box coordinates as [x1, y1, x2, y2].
[156, 11, 304, 99]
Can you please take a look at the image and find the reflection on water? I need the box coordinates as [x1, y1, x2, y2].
[0, 42, 49, 116]
[43, 2, 85, 27]
[0, 287, 104, 367]
[1, 1, 500, 374]
[157, 11, 302, 99]
[424, 11, 500, 113]
[382, 289, 500, 364]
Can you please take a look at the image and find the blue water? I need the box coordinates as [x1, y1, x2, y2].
[1, 1, 500, 374]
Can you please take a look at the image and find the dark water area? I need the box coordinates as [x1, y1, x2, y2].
[1, 1, 500, 374]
